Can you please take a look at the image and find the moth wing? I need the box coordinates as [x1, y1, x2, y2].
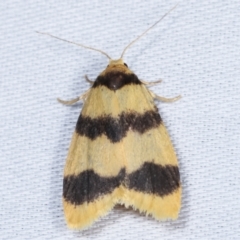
[62, 88, 126, 229]
[62, 81, 181, 228]
[120, 85, 181, 219]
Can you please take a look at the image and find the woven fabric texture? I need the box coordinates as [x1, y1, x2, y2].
[1, 1, 240, 239]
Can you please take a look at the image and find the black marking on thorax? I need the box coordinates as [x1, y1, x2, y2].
[93, 72, 141, 91]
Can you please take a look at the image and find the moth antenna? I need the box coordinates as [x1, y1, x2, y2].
[36, 31, 112, 60]
[120, 3, 179, 59]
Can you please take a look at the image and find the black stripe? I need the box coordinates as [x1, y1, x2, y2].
[63, 168, 125, 205]
[127, 162, 180, 197]
[93, 72, 141, 91]
[76, 110, 162, 143]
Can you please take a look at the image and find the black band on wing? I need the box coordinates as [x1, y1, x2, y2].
[127, 162, 180, 197]
[63, 168, 125, 205]
[76, 110, 162, 143]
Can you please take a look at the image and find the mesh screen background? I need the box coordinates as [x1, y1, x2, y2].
[1, 1, 240, 239]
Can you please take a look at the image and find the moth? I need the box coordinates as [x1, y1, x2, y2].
[38, 4, 181, 230]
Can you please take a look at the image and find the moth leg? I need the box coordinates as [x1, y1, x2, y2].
[57, 89, 91, 105]
[85, 75, 94, 84]
[150, 90, 181, 102]
[140, 79, 162, 86]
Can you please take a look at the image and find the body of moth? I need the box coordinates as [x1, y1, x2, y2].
[62, 59, 181, 229]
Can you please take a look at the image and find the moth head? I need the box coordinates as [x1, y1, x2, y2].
[104, 59, 130, 74]
[108, 59, 128, 68]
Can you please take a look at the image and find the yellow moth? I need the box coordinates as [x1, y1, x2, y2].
[38, 4, 181, 230]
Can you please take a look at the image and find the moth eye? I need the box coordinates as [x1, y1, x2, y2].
[107, 65, 109, 67]
[124, 63, 128, 67]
